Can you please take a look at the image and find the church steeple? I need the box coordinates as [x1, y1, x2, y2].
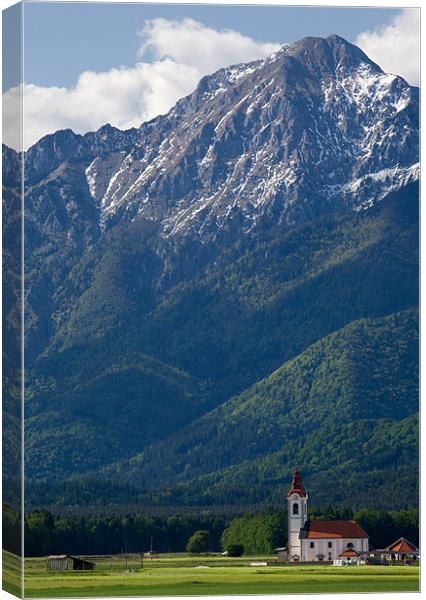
[287, 468, 306, 498]
[287, 468, 308, 561]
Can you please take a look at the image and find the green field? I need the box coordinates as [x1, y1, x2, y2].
[2, 551, 420, 598]
[3, 551, 23, 597]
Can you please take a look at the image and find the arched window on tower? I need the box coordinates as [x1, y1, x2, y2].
[293, 503, 299, 515]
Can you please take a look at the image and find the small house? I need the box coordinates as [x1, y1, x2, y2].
[378, 537, 419, 564]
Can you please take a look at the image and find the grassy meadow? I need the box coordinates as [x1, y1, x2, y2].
[3, 550, 22, 597]
[1, 551, 419, 598]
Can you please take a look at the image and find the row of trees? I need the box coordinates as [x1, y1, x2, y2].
[3, 504, 419, 557]
[3, 507, 229, 557]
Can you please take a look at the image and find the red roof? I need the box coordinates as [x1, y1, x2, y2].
[340, 548, 360, 557]
[302, 520, 368, 539]
[385, 537, 418, 553]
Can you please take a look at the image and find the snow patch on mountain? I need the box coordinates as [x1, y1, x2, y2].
[49, 35, 418, 242]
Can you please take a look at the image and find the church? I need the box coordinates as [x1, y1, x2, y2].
[287, 469, 369, 563]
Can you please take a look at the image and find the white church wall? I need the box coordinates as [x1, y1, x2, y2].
[302, 538, 368, 562]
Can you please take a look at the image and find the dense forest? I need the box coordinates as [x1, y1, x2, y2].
[25, 412, 418, 512]
[3, 504, 419, 558]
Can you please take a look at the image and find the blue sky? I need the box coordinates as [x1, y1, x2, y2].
[20, 3, 400, 91]
[3, 3, 420, 150]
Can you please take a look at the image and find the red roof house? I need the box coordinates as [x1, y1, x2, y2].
[384, 537, 418, 554]
[372, 536, 420, 564]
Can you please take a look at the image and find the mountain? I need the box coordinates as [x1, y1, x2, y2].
[88, 34, 418, 235]
[24, 35, 418, 237]
[100, 306, 419, 491]
[26, 304, 419, 510]
[10, 34, 417, 359]
[24, 181, 418, 484]
[2, 35, 419, 510]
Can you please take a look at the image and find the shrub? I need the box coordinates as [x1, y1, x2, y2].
[186, 530, 210, 554]
[226, 543, 244, 557]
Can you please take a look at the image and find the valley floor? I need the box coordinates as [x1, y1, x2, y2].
[3, 552, 420, 597]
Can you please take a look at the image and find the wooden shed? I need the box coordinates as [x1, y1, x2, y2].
[47, 554, 95, 571]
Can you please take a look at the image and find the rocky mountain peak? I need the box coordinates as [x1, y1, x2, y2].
[288, 34, 380, 81]
[19, 35, 419, 243]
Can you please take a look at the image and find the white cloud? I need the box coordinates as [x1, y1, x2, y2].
[138, 18, 279, 75]
[2, 18, 280, 151]
[355, 9, 420, 86]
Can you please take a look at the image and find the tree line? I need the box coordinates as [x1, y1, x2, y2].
[3, 504, 418, 558]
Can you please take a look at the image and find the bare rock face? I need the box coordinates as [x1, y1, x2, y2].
[78, 35, 419, 240]
[20, 35, 418, 243]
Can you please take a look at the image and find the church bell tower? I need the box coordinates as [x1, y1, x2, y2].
[287, 468, 308, 561]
